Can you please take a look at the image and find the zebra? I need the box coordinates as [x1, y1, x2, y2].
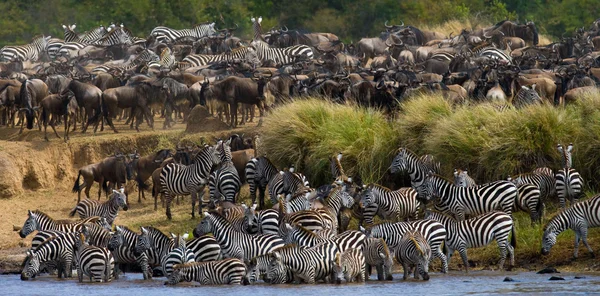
[510, 182, 544, 223]
[281, 166, 310, 199]
[162, 234, 195, 278]
[419, 154, 442, 175]
[509, 171, 555, 201]
[541, 193, 600, 258]
[18, 210, 101, 238]
[362, 219, 448, 273]
[363, 237, 394, 281]
[476, 46, 512, 64]
[278, 189, 312, 213]
[21, 232, 79, 280]
[46, 38, 64, 60]
[394, 230, 432, 281]
[209, 140, 241, 204]
[225, 204, 257, 234]
[513, 84, 543, 108]
[424, 210, 516, 272]
[251, 17, 313, 65]
[316, 184, 356, 234]
[267, 241, 339, 284]
[556, 143, 583, 209]
[74, 233, 114, 282]
[244, 204, 279, 235]
[160, 144, 222, 219]
[283, 223, 366, 252]
[0, 35, 51, 62]
[185, 234, 222, 262]
[246, 245, 306, 284]
[194, 211, 284, 261]
[166, 258, 247, 285]
[360, 184, 420, 224]
[107, 225, 151, 280]
[277, 202, 326, 236]
[151, 23, 217, 42]
[389, 147, 435, 200]
[453, 169, 477, 187]
[62, 24, 82, 42]
[329, 152, 346, 182]
[69, 188, 128, 225]
[182, 46, 259, 67]
[422, 172, 516, 221]
[331, 248, 366, 283]
[93, 25, 134, 46]
[245, 156, 277, 209]
[79, 24, 113, 43]
[133, 226, 182, 274]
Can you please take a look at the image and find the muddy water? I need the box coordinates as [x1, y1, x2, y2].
[2, 271, 599, 296]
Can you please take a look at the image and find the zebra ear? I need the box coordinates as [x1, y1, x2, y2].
[203, 211, 210, 217]
[453, 169, 458, 176]
[170, 233, 176, 239]
[258, 17, 262, 24]
[141, 227, 148, 235]
[359, 225, 366, 233]
[285, 223, 293, 231]
[251, 204, 257, 210]
[182, 233, 189, 240]
[115, 225, 122, 232]
[241, 204, 248, 209]
[251, 17, 256, 23]
[28, 210, 32, 216]
[378, 252, 386, 259]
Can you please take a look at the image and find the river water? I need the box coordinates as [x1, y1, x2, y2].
[1, 271, 599, 295]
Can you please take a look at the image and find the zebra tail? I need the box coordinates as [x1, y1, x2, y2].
[535, 199, 544, 221]
[510, 224, 517, 249]
[68, 205, 78, 217]
[72, 171, 82, 193]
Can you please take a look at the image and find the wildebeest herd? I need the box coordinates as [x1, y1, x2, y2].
[9, 16, 600, 286]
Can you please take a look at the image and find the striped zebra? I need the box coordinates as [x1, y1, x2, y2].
[21, 232, 79, 280]
[182, 46, 259, 67]
[419, 154, 442, 174]
[166, 258, 247, 285]
[79, 24, 113, 43]
[422, 172, 516, 221]
[362, 219, 448, 273]
[251, 17, 313, 65]
[332, 248, 366, 283]
[107, 225, 151, 280]
[283, 223, 366, 252]
[134, 226, 182, 273]
[278, 201, 326, 236]
[62, 24, 81, 42]
[271, 167, 310, 204]
[394, 230, 431, 280]
[278, 188, 312, 213]
[46, 38, 64, 60]
[509, 171, 555, 201]
[541, 193, 600, 258]
[194, 211, 284, 261]
[363, 237, 394, 280]
[360, 184, 420, 224]
[425, 210, 516, 272]
[244, 205, 279, 235]
[74, 233, 114, 282]
[245, 156, 277, 209]
[69, 188, 128, 225]
[25, 230, 65, 276]
[330, 152, 346, 181]
[162, 234, 195, 278]
[267, 241, 339, 284]
[510, 182, 543, 223]
[151, 23, 217, 42]
[92, 49, 159, 74]
[18, 210, 101, 238]
[185, 234, 222, 262]
[209, 140, 241, 204]
[389, 147, 434, 200]
[93, 25, 134, 46]
[313, 185, 355, 234]
[246, 245, 305, 284]
[0, 36, 51, 62]
[556, 143, 583, 209]
[454, 169, 477, 187]
[225, 204, 257, 234]
[160, 144, 222, 219]
[513, 85, 542, 108]
[476, 46, 512, 64]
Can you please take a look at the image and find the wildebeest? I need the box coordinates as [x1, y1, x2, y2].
[39, 93, 74, 141]
[61, 80, 103, 133]
[72, 152, 133, 202]
[134, 149, 172, 203]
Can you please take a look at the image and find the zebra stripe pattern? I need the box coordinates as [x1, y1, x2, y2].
[251, 17, 313, 65]
[425, 210, 516, 272]
[183, 46, 258, 67]
[133, 226, 179, 271]
[512, 183, 544, 223]
[1, 36, 50, 62]
[363, 219, 448, 273]
[509, 171, 555, 201]
[74, 233, 114, 282]
[162, 234, 195, 278]
[245, 156, 277, 209]
[244, 205, 279, 235]
[93, 25, 134, 46]
[166, 258, 247, 285]
[389, 147, 434, 200]
[454, 169, 477, 187]
[107, 225, 151, 280]
[283, 223, 366, 252]
[556, 143, 583, 209]
[513, 85, 542, 108]
[246, 245, 306, 284]
[21, 232, 79, 280]
[185, 235, 222, 262]
[394, 230, 431, 280]
[332, 248, 366, 283]
[209, 140, 241, 204]
[160, 144, 222, 219]
[18, 210, 101, 238]
[363, 237, 394, 280]
[267, 241, 339, 284]
[151, 23, 217, 42]
[194, 211, 284, 261]
[422, 173, 516, 221]
[541, 193, 600, 258]
[69, 188, 128, 225]
[360, 184, 419, 224]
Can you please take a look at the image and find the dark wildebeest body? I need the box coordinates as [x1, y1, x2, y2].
[72, 154, 132, 202]
[134, 149, 172, 203]
[45, 75, 72, 95]
[102, 86, 145, 131]
[61, 80, 103, 133]
[40, 93, 74, 141]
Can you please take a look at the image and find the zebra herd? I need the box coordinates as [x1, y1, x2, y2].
[15, 139, 600, 286]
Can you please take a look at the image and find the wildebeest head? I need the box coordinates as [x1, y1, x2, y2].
[19, 80, 36, 130]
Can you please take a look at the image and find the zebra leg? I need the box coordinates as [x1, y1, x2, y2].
[580, 229, 595, 258]
[434, 248, 449, 273]
[497, 240, 508, 270]
[458, 248, 469, 273]
[401, 261, 409, 280]
[165, 191, 173, 220]
[77, 264, 83, 282]
[573, 231, 581, 259]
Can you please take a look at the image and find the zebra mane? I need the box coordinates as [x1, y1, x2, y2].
[207, 210, 232, 226]
[142, 226, 169, 240]
[379, 238, 391, 257]
[368, 183, 392, 192]
[293, 223, 320, 239]
[426, 210, 456, 223]
[29, 210, 53, 221]
[407, 232, 425, 256]
[33, 235, 59, 252]
[173, 261, 208, 269]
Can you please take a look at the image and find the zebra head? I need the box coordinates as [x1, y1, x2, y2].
[359, 185, 375, 208]
[243, 204, 258, 229]
[134, 227, 152, 257]
[193, 212, 215, 237]
[541, 226, 559, 255]
[389, 148, 409, 174]
[266, 251, 287, 284]
[19, 210, 39, 238]
[421, 172, 439, 202]
[20, 250, 40, 281]
[107, 226, 124, 252]
[165, 266, 182, 285]
[379, 240, 394, 281]
[112, 188, 128, 211]
[453, 169, 471, 187]
[98, 217, 112, 230]
[245, 257, 260, 284]
[338, 189, 355, 209]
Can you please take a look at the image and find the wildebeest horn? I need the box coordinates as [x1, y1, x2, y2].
[282, 26, 288, 32]
[400, 20, 404, 27]
[449, 32, 454, 39]
[384, 20, 393, 29]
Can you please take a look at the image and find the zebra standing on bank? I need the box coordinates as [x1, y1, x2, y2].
[542, 193, 600, 258]
[18, 210, 101, 239]
[362, 219, 448, 273]
[454, 169, 477, 187]
[209, 140, 242, 204]
[182, 46, 259, 67]
[422, 172, 517, 221]
[425, 210, 516, 272]
[166, 258, 247, 286]
[160, 144, 222, 219]
[151, 23, 217, 43]
[251, 17, 313, 65]
[194, 211, 284, 261]
[332, 248, 366, 283]
[0, 35, 51, 62]
[360, 184, 420, 224]
[21, 232, 80, 280]
[267, 241, 339, 284]
[394, 230, 432, 281]
[74, 232, 114, 283]
[69, 188, 128, 225]
[363, 237, 394, 281]
[389, 147, 437, 200]
[509, 181, 544, 223]
[107, 225, 151, 280]
[245, 156, 277, 209]
[556, 143, 583, 208]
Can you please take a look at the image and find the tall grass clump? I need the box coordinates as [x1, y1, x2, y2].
[261, 98, 399, 185]
[396, 94, 453, 150]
